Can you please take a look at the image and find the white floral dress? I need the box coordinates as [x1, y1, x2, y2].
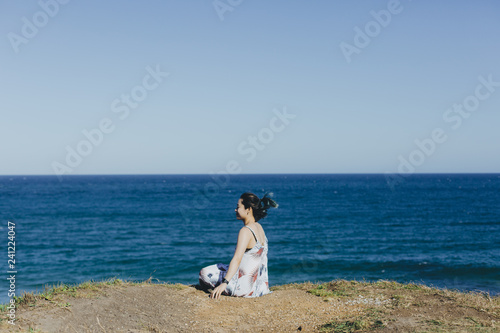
[199, 225, 272, 298]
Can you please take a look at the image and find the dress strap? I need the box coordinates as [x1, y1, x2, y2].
[244, 226, 258, 242]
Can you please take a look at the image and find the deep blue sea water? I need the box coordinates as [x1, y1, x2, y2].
[0, 174, 499, 304]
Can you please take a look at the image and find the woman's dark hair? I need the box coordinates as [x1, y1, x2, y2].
[240, 192, 279, 222]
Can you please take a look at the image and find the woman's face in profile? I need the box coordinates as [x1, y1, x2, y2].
[235, 198, 248, 220]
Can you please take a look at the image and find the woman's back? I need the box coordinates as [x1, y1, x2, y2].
[245, 222, 266, 249]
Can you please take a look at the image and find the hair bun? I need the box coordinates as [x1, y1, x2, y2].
[260, 192, 279, 210]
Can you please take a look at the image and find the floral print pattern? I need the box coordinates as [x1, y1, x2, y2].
[199, 226, 272, 298]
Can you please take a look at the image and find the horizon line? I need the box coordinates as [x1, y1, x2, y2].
[1, 172, 499, 177]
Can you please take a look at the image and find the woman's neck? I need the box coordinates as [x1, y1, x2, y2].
[243, 218, 256, 226]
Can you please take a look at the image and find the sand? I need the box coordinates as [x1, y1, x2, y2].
[1, 279, 498, 332]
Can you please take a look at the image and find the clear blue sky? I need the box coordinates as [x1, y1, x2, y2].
[1, 0, 499, 175]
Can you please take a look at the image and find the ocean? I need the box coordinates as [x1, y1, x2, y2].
[1, 174, 499, 304]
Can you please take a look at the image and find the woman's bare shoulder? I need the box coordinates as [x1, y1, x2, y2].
[241, 224, 264, 236]
[239, 226, 254, 234]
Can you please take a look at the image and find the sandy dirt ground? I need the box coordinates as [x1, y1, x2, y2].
[2, 280, 498, 332]
[2, 283, 361, 332]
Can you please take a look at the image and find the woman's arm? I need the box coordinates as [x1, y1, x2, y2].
[210, 227, 252, 299]
[224, 227, 252, 281]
